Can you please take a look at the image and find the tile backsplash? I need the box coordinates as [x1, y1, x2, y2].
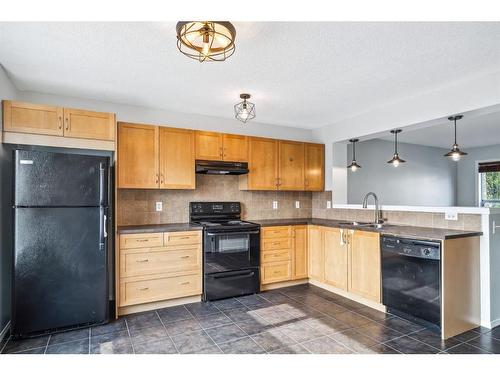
[117, 175, 312, 225]
[312, 191, 482, 231]
[118, 183, 482, 232]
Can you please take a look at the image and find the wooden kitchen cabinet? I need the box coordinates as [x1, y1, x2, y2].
[323, 228, 349, 290]
[279, 140, 305, 190]
[159, 127, 195, 189]
[348, 230, 381, 302]
[3, 101, 64, 136]
[308, 225, 324, 282]
[195, 131, 223, 160]
[241, 137, 279, 190]
[222, 133, 248, 162]
[63, 108, 115, 141]
[293, 225, 308, 280]
[118, 123, 159, 189]
[305, 143, 325, 191]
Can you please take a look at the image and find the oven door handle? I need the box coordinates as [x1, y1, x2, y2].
[206, 230, 260, 236]
[210, 270, 256, 280]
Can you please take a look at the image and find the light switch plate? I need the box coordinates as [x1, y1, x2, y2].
[326, 200, 332, 209]
[155, 201, 163, 212]
[445, 211, 458, 221]
[272, 201, 278, 210]
[295, 201, 300, 209]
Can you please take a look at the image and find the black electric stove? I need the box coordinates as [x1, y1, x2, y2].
[189, 202, 260, 301]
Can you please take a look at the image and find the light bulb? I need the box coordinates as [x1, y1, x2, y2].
[202, 41, 210, 56]
[451, 152, 461, 161]
[351, 165, 358, 172]
[393, 159, 400, 167]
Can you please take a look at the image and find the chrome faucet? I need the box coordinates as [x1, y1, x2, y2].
[362, 192, 382, 224]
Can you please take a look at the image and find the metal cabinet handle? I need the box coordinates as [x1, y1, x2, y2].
[180, 281, 190, 285]
[65, 117, 69, 131]
[137, 239, 149, 242]
[180, 255, 190, 259]
[160, 173, 164, 184]
[136, 259, 149, 263]
[178, 236, 190, 240]
[139, 287, 149, 291]
[155, 173, 159, 184]
[58, 116, 63, 129]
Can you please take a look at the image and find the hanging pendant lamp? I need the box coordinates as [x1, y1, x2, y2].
[444, 115, 467, 161]
[234, 93, 256, 123]
[347, 139, 361, 171]
[387, 129, 406, 167]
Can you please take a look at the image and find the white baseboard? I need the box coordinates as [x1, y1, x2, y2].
[489, 317, 500, 329]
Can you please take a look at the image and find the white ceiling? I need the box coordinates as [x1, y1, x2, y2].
[379, 108, 500, 149]
[1, 22, 500, 129]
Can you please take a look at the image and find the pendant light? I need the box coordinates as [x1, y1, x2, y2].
[234, 94, 256, 123]
[387, 129, 406, 167]
[176, 21, 236, 62]
[444, 115, 467, 161]
[347, 139, 361, 171]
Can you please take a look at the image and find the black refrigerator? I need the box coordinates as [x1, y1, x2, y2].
[12, 149, 111, 337]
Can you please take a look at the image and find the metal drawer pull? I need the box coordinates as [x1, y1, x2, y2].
[136, 259, 149, 263]
[180, 255, 190, 259]
[177, 237, 191, 240]
[273, 270, 281, 274]
[180, 281, 190, 285]
[136, 239, 150, 242]
[139, 287, 149, 291]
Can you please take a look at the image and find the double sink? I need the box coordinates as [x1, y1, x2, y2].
[337, 221, 388, 229]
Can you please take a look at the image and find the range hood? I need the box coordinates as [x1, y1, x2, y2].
[196, 160, 249, 175]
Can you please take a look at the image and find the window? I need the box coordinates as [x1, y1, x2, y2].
[479, 161, 500, 207]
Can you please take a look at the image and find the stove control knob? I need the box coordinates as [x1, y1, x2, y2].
[422, 248, 431, 257]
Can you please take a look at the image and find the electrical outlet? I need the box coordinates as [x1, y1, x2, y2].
[445, 211, 458, 221]
[272, 201, 278, 210]
[155, 201, 163, 212]
[295, 201, 300, 209]
[326, 200, 332, 209]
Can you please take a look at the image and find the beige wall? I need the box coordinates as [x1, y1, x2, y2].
[312, 191, 482, 231]
[118, 175, 312, 225]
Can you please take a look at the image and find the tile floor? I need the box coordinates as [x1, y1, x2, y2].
[1, 284, 498, 354]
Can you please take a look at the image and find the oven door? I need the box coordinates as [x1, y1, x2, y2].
[204, 229, 260, 273]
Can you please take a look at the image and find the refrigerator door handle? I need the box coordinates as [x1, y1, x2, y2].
[103, 215, 108, 238]
[99, 162, 106, 206]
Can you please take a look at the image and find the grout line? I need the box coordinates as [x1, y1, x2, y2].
[124, 318, 135, 354]
[43, 335, 51, 354]
[183, 304, 224, 354]
[155, 310, 180, 354]
[0, 337, 10, 354]
[88, 327, 91, 354]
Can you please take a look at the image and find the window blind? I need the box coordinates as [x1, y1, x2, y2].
[478, 161, 500, 173]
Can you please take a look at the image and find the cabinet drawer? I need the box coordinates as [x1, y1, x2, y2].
[262, 238, 293, 251]
[262, 226, 293, 239]
[261, 249, 291, 263]
[261, 261, 292, 285]
[119, 233, 163, 249]
[119, 273, 201, 307]
[164, 231, 201, 246]
[120, 247, 201, 278]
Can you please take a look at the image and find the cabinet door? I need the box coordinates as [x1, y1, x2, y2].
[159, 127, 195, 189]
[349, 231, 381, 302]
[195, 131, 223, 161]
[222, 133, 248, 162]
[3, 100, 63, 136]
[308, 226, 324, 281]
[245, 137, 279, 190]
[118, 123, 159, 188]
[278, 141, 305, 190]
[293, 225, 308, 279]
[323, 228, 348, 290]
[63, 108, 115, 141]
[305, 143, 325, 191]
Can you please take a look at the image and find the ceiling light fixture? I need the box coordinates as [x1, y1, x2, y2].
[176, 21, 236, 62]
[444, 115, 467, 161]
[234, 94, 256, 123]
[387, 129, 406, 167]
[347, 139, 361, 171]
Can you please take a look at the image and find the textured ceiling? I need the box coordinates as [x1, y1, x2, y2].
[1, 22, 499, 129]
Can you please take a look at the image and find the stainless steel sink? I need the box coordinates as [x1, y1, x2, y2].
[358, 223, 385, 229]
[338, 221, 370, 226]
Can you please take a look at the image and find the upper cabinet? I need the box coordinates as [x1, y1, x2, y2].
[3, 100, 115, 141]
[118, 123, 159, 189]
[63, 108, 115, 141]
[3, 101, 64, 136]
[195, 131, 248, 162]
[240, 137, 324, 191]
[305, 143, 325, 191]
[118, 122, 195, 190]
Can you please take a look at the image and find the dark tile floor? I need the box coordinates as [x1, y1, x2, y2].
[1, 284, 498, 354]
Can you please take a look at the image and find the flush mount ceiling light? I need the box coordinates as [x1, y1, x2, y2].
[444, 115, 467, 161]
[347, 139, 361, 171]
[176, 21, 236, 62]
[387, 129, 406, 167]
[234, 94, 256, 123]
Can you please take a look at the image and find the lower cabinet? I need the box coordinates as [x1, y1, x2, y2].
[307, 226, 381, 303]
[260, 225, 308, 285]
[117, 230, 202, 309]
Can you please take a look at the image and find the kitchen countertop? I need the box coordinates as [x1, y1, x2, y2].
[117, 222, 202, 234]
[252, 218, 482, 241]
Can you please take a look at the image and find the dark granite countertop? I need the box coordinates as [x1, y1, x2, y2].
[117, 223, 202, 234]
[252, 218, 482, 241]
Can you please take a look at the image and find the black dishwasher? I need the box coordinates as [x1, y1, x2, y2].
[381, 236, 441, 332]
